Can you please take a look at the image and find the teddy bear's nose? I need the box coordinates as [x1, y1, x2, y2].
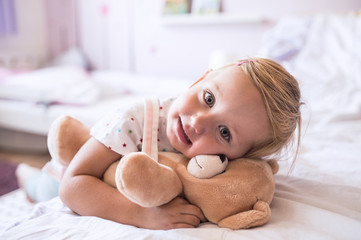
[219, 154, 227, 162]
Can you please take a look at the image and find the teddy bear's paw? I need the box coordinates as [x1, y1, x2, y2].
[218, 200, 271, 229]
[115, 152, 183, 207]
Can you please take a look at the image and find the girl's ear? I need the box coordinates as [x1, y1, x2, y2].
[190, 69, 212, 88]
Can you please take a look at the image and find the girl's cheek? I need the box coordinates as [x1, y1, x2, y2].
[179, 95, 191, 111]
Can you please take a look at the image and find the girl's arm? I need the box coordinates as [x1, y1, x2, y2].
[59, 137, 205, 230]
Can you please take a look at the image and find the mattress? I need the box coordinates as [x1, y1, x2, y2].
[0, 69, 191, 151]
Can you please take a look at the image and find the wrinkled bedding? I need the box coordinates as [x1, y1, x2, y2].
[1, 176, 360, 240]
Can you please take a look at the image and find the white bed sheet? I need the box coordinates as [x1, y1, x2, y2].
[0, 190, 34, 231]
[1, 13, 361, 240]
[1, 176, 360, 240]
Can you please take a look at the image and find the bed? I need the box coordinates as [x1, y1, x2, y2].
[0, 66, 191, 152]
[1, 13, 361, 239]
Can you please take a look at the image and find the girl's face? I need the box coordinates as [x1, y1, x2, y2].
[167, 66, 271, 160]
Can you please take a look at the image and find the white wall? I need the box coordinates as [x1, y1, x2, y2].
[1, 0, 360, 77]
[0, 0, 77, 69]
[132, 0, 268, 79]
[76, 0, 133, 70]
[130, 0, 361, 79]
[77, 0, 360, 79]
[46, 0, 78, 60]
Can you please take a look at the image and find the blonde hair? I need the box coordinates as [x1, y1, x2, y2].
[231, 58, 302, 164]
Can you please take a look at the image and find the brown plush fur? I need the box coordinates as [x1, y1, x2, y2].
[47, 115, 90, 167]
[49, 116, 278, 230]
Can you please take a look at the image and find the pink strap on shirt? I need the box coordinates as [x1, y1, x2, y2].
[142, 98, 160, 162]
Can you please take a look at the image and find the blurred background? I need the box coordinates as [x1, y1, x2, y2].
[0, 0, 360, 166]
[1, 0, 360, 78]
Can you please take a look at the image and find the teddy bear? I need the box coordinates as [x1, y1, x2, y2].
[48, 115, 279, 229]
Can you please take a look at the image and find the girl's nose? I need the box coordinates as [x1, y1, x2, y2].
[190, 113, 208, 135]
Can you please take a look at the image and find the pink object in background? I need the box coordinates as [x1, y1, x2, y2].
[100, 3, 109, 17]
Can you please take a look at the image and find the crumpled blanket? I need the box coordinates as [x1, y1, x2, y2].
[261, 12, 361, 187]
[0, 66, 99, 106]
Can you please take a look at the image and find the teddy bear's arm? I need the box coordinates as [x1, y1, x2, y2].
[47, 115, 91, 167]
[115, 152, 183, 207]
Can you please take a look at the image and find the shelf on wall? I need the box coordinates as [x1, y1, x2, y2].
[161, 13, 266, 26]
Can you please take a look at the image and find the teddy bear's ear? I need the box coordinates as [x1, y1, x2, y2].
[217, 200, 272, 230]
[267, 159, 279, 174]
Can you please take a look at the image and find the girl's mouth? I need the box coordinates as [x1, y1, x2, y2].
[177, 117, 192, 145]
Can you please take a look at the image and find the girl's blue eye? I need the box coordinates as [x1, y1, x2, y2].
[204, 90, 215, 107]
[219, 126, 231, 142]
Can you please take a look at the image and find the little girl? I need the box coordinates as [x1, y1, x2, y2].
[17, 58, 302, 230]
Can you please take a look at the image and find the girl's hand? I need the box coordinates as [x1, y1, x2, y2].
[140, 197, 206, 230]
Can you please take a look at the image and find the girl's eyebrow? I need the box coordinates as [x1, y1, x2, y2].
[213, 82, 221, 94]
